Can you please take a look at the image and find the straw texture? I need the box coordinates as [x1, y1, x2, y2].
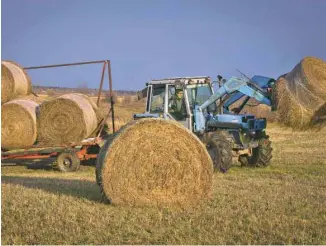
[38, 93, 98, 145]
[1, 61, 32, 103]
[96, 118, 213, 207]
[1, 99, 38, 150]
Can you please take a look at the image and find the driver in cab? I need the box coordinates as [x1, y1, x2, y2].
[169, 89, 186, 120]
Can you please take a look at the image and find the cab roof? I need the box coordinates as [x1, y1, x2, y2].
[147, 76, 211, 85]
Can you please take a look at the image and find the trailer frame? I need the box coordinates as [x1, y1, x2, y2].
[1, 59, 115, 172]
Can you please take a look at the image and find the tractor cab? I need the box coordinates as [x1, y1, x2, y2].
[142, 76, 218, 131]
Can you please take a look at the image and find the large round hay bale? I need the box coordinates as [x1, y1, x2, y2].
[1, 99, 38, 150]
[1, 61, 32, 104]
[96, 118, 213, 207]
[70, 93, 103, 123]
[275, 56, 326, 129]
[284, 56, 326, 101]
[38, 93, 98, 145]
[275, 78, 326, 129]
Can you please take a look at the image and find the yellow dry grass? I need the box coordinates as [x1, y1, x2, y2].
[2, 122, 326, 244]
[97, 98, 146, 132]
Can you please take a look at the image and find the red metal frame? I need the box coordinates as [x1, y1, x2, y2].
[24, 59, 115, 128]
[75, 146, 98, 160]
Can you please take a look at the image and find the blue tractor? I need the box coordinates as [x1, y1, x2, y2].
[135, 75, 277, 172]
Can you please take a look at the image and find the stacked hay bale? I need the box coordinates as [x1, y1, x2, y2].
[96, 118, 213, 207]
[37, 93, 99, 146]
[1, 60, 101, 149]
[1, 99, 39, 150]
[275, 56, 326, 129]
[1, 61, 33, 104]
[1, 61, 39, 150]
[2, 93, 100, 149]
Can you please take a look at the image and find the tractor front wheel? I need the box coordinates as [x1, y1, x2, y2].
[239, 137, 272, 167]
[203, 131, 233, 172]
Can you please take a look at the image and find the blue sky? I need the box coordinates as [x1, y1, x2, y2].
[2, 0, 326, 91]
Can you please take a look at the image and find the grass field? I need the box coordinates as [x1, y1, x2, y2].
[1, 124, 326, 245]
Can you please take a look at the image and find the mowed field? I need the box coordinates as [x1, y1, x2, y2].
[1, 116, 326, 244]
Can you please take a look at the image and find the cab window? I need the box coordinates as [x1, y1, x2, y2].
[186, 84, 217, 113]
[150, 85, 165, 113]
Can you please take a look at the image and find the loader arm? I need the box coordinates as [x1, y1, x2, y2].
[200, 77, 272, 110]
[223, 75, 276, 113]
[194, 76, 274, 133]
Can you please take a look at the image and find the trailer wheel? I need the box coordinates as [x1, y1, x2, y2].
[55, 151, 80, 172]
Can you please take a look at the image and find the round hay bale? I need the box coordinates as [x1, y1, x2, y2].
[285, 56, 326, 101]
[1, 99, 38, 150]
[38, 93, 98, 145]
[74, 93, 104, 138]
[70, 93, 103, 122]
[275, 56, 326, 129]
[312, 103, 326, 127]
[275, 78, 326, 129]
[96, 118, 213, 207]
[1, 61, 32, 104]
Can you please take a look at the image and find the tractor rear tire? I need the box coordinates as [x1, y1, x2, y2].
[55, 151, 81, 172]
[239, 137, 272, 167]
[203, 131, 233, 172]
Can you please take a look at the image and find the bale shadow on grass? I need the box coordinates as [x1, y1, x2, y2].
[1, 175, 102, 202]
[2, 158, 96, 171]
[1, 158, 55, 171]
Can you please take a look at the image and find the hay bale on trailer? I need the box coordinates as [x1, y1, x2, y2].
[275, 57, 326, 129]
[38, 93, 98, 145]
[96, 118, 213, 207]
[1, 99, 38, 150]
[73, 93, 103, 122]
[106, 116, 131, 133]
[1, 61, 32, 104]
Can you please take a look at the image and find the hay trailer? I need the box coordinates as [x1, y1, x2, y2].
[1, 138, 103, 172]
[1, 60, 117, 172]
